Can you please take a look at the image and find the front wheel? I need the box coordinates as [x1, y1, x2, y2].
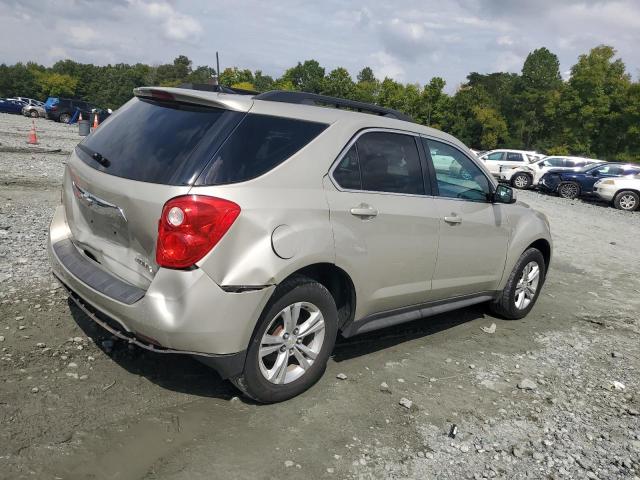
[231, 276, 338, 403]
[29, 110, 39, 118]
[489, 248, 546, 320]
[558, 182, 579, 199]
[59, 113, 71, 123]
[613, 190, 639, 211]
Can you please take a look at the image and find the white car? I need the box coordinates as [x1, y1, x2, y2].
[478, 149, 539, 178]
[594, 174, 640, 211]
[500, 156, 605, 189]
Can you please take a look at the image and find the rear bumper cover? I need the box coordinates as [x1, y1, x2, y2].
[48, 205, 275, 377]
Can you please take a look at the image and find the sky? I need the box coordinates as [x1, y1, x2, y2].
[1, 0, 639, 92]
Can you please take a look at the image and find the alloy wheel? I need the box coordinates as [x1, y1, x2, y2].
[514, 261, 540, 310]
[513, 174, 530, 189]
[559, 183, 578, 199]
[258, 302, 325, 384]
[619, 194, 637, 211]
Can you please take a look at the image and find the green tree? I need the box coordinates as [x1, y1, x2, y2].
[322, 68, 355, 98]
[282, 60, 325, 93]
[36, 72, 78, 97]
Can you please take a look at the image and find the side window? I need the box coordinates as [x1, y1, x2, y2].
[597, 165, 623, 176]
[333, 145, 361, 190]
[199, 114, 328, 185]
[486, 152, 504, 161]
[544, 157, 565, 167]
[424, 139, 491, 202]
[624, 167, 640, 175]
[506, 152, 523, 162]
[355, 132, 424, 195]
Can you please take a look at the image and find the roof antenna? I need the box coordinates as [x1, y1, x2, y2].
[213, 51, 220, 88]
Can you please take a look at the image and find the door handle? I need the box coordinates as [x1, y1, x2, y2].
[350, 204, 378, 218]
[444, 215, 462, 224]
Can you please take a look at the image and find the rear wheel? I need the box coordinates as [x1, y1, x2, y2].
[489, 248, 546, 320]
[613, 190, 639, 211]
[231, 275, 338, 403]
[558, 182, 579, 199]
[511, 173, 532, 189]
[29, 110, 39, 118]
[59, 113, 71, 123]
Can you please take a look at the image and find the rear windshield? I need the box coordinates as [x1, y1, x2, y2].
[196, 114, 328, 185]
[78, 97, 243, 185]
[78, 97, 328, 186]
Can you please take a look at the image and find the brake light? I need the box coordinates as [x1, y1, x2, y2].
[156, 195, 240, 269]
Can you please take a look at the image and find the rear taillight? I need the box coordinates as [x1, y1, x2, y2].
[156, 195, 240, 269]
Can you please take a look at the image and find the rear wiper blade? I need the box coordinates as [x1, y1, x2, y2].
[77, 144, 110, 168]
[92, 152, 111, 168]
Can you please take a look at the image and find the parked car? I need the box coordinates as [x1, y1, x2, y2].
[539, 162, 640, 199]
[8, 97, 42, 106]
[0, 98, 26, 114]
[22, 103, 46, 118]
[594, 174, 640, 211]
[500, 156, 605, 189]
[48, 87, 552, 402]
[45, 97, 95, 123]
[478, 149, 539, 178]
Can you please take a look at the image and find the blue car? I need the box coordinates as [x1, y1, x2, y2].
[0, 98, 26, 114]
[539, 162, 640, 199]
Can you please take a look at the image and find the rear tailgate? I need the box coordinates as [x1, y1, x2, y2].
[61, 89, 251, 289]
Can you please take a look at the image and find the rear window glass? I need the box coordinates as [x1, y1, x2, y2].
[78, 97, 243, 185]
[196, 114, 328, 185]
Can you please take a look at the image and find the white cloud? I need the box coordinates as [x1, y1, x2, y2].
[370, 51, 405, 80]
[129, 0, 203, 42]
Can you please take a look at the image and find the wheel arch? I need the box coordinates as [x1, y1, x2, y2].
[272, 263, 356, 330]
[527, 238, 551, 270]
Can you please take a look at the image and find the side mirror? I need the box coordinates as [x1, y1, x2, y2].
[493, 184, 516, 204]
[591, 171, 599, 177]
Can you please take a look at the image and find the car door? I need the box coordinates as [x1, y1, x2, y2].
[582, 164, 626, 193]
[498, 151, 527, 176]
[481, 151, 505, 175]
[324, 129, 440, 318]
[422, 138, 510, 298]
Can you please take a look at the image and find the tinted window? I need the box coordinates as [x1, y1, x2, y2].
[333, 145, 361, 190]
[542, 157, 565, 167]
[485, 152, 504, 161]
[425, 139, 491, 202]
[624, 166, 640, 175]
[80, 97, 243, 185]
[595, 165, 624, 175]
[197, 114, 327, 186]
[355, 132, 424, 195]
[506, 152, 523, 162]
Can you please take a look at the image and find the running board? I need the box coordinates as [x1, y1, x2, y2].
[341, 292, 496, 338]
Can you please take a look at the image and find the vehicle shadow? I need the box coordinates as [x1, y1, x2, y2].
[68, 298, 488, 396]
[333, 305, 487, 362]
[67, 299, 237, 400]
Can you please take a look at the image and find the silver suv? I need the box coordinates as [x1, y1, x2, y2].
[48, 87, 552, 402]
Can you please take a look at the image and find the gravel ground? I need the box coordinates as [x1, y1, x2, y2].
[0, 112, 639, 479]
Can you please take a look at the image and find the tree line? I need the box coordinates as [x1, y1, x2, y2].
[0, 45, 638, 162]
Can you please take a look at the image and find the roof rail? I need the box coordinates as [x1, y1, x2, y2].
[254, 90, 414, 122]
[177, 83, 257, 96]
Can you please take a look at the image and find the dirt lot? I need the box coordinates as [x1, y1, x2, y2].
[1, 113, 639, 479]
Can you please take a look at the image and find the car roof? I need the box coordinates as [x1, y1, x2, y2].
[135, 87, 470, 152]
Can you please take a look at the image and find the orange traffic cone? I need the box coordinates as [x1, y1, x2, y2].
[28, 120, 38, 145]
[92, 112, 99, 129]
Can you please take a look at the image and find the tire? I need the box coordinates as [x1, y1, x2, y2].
[511, 173, 532, 189]
[489, 248, 546, 320]
[613, 190, 639, 212]
[29, 110, 39, 118]
[231, 275, 338, 403]
[59, 113, 71, 124]
[558, 182, 580, 199]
